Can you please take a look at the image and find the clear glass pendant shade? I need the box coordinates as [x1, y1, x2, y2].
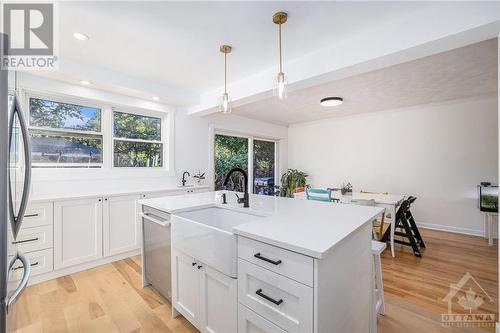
[274, 72, 287, 100]
[219, 92, 231, 113]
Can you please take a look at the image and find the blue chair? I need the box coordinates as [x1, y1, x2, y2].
[306, 188, 332, 202]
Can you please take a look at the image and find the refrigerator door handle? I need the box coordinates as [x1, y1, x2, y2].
[5, 251, 31, 314]
[9, 95, 32, 239]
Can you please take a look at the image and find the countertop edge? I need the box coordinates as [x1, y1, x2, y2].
[28, 185, 211, 203]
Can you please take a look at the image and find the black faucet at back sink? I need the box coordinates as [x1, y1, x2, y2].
[223, 167, 249, 208]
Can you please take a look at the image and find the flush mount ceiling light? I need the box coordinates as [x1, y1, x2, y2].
[273, 11, 288, 100]
[320, 97, 344, 107]
[152, 96, 160, 101]
[73, 32, 89, 41]
[80, 80, 92, 86]
[219, 44, 232, 114]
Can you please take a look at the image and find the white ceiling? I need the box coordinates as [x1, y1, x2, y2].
[59, 1, 435, 93]
[231, 39, 498, 126]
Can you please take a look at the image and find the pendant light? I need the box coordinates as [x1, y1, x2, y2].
[219, 44, 232, 113]
[273, 11, 288, 100]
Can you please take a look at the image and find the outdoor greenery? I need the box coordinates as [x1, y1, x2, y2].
[30, 98, 101, 132]
[214, 134, 248, 191]
[114, 112, 161, 140]
[280, 169, 308, 197]
[113, 112, 163, 167]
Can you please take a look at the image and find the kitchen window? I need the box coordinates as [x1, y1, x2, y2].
[113, 110, 163, 168]
[28, 97, 103, 168]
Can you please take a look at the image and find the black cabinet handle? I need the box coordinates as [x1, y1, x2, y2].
[13, 261, 39, 271]
[12, 237, 39, 244]
[254, 253, 282, 265]
[255, 289, 283, 305]
[24, 213, 39, 218]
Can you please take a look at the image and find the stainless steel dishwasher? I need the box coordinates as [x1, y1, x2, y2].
[141, 206, 172, 301]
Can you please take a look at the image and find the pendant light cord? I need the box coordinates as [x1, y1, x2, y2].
[279, 22, 282, 73]
[224, 52, 227, 94]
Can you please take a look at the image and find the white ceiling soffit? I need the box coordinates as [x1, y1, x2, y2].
[189, 1, 500, 115]
[230, 38, 498, 126]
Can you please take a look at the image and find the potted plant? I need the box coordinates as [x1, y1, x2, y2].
[280, 169, 308, 198]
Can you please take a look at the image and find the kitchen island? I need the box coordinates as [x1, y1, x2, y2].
[139, 191, 383, 333]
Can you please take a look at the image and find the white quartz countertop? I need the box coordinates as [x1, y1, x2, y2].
[28, 185, 210, 202]
[139, 191, 383, 259]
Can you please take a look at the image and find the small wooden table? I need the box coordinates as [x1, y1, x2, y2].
[293, 191, 405, 257]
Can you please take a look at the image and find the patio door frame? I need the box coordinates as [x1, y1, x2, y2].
[209, 127, 279, 194]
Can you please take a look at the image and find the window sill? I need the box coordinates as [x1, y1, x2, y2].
[32, 167, 175, 182]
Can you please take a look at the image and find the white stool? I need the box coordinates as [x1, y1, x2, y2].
[371, 240, 386, 333]
[484, 212, 498, 246]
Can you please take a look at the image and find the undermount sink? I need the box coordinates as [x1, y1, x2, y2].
[171, 207, 263, 277]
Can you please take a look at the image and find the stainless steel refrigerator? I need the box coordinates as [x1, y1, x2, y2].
[1, 34, 33, 333]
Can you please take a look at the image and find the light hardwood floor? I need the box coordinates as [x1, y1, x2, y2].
[10, 229, 498, 333]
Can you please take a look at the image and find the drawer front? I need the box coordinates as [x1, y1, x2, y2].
[238, 304, 287, 333]
[238, 236, 314, 286]
[22, 202, 54, 228]
[238, 259, 313, 333]
[8, 225, 53, 255]
[8, 248, 53, 280]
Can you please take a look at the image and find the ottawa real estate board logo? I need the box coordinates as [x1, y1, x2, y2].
[1, 2, 58, 70]
[442, 272, 495, 328]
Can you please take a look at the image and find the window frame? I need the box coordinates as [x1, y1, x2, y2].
[112, 107, 166, 169]
[26, 92, 105, 169]
[18, 89, 173, 179]
[210, 128, 280, 195]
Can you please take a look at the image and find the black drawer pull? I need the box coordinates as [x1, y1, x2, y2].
[254, 253, 282, 265]
[13, 261, 39, 271]
[256, 289, 283, 306]
[24, 213, 39, 218]
[12, 237, 39, 244]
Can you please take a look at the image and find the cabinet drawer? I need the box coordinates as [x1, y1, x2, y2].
[19, 202, 54, 229]
[238, 236, 314, 286]
[238, 259, 313, 333]
[8, 225, 53, 255]
[8, 248, 53, 280]
[238, 304, 287, 333]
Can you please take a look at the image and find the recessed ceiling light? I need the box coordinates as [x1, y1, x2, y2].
[80, 80, 92, 86]
[152, 96, 160, 101]
[73, 32, 89, 41]
[320, 97, 343, 107]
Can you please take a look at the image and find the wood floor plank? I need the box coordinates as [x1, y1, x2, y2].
[11, 228, 497, 333]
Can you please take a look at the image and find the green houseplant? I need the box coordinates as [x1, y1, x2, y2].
[280, 169, 308, 198]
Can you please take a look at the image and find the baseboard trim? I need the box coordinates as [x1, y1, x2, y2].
[9, 249, 141, 289]
[416, 222, 495, 238]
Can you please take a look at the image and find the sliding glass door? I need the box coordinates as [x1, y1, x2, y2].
[253, 139, 276, 195]
[214, 134, 248, 192]
[214, 132, 277, 196]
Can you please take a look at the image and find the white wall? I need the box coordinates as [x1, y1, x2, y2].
[11, 74, 287, 199]
[288, 96, 498, 236]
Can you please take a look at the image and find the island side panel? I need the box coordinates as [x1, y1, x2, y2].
[314, 222, 372, 333]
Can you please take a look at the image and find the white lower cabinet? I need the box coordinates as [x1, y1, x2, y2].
[54, 198, 103, 269]
[200, 263, 237, 333]
[238, 304, 287, 333]
[172, 249, 237, 333]
[172, 250, 201, 328]
[103, 194, 141, 257]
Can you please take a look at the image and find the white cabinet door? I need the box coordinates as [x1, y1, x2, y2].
[199, 264, 237, 333]
[103, 194, 141, 257]
[54, 198, 103, 269]
[172, 249, 201, 329]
